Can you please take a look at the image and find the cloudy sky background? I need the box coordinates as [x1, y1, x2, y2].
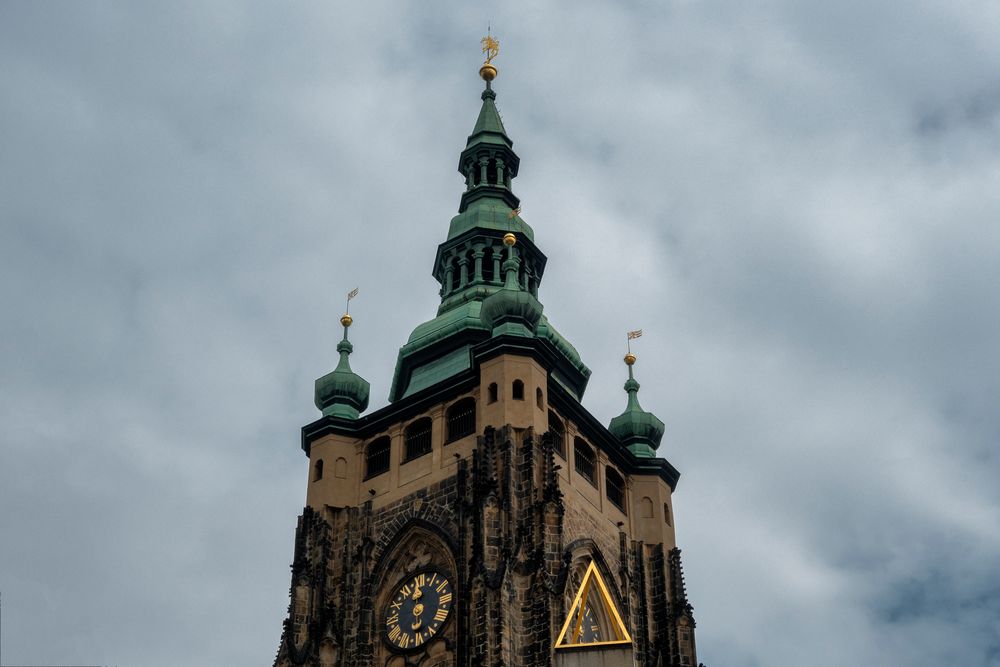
[2, 2, 999, 665]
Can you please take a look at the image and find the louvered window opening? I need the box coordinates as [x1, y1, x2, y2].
[447, 400, 476, 442]
[405, 420, 433, 461]
[606, 467, 626, 512]
[574, 439, 596, 485]
[365, 438, 391, 479]
[548, 411, 566, 458]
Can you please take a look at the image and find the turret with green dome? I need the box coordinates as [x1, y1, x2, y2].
[315, 313, 370, 419]
[608, 352, 665, 458]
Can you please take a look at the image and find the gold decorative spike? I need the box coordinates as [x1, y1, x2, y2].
[554, 560, 632, 649]
[508, 206, 521, 219]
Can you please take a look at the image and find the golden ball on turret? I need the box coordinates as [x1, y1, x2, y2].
[479, 63, 497, 82]
[624, 353, 636, 366]
[340, 314, 353, 328]
[503, 232, 516, 247]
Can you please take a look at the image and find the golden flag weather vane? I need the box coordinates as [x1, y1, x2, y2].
[626, 329, 643, 357]
[347, 287, 358, 313]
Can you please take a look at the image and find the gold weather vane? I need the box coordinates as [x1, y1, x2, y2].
[481, 33, 499, 64]
[480, 30, 500, 81]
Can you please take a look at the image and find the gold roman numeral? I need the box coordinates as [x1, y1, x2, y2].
[415, 573, 426, 588]
[434, 608, 448, 622]
[388, 624, 402, 642]
[439, 592, 452, 605]
[436, 580, 449, 593]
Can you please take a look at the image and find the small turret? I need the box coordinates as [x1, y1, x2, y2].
[479, 232, 544, 336]
[608, 353, 664, 458]
[314, 313, 370, 419]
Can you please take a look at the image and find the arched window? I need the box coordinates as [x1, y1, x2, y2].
[449, 256, 459, 292]
[548, 410, 566, 458]
[334, 457, 347, 479]
[536, 386, 544, 410]
[512, 379, 525, 401]
[446, 397, 476, 443]
[313, 459, 324, 482]
[365, 436, 391, 479]
[405, 417, 433, 462]
[482, 247, 495, 283]
[606, 466, 626, 513]
[465, 249, 476, 285]
[664, 503, 672, 526]
[488, 382, 498, 404]
[574, 437, 596, 486]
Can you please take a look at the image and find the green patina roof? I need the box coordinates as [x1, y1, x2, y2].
[447, 199, 534, 242]
[608, 362, 665, 458]
[315, 324, 370, 419]
[467, 86, 511, 148]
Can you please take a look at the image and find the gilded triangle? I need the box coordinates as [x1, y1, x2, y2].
[554, 561, 632, 649]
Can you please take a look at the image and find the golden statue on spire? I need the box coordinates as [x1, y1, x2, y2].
[480, 31, 499, 82]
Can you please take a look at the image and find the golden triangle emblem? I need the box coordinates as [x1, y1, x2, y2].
[554, 560, 633, 649]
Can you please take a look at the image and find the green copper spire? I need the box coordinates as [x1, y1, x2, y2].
[386, 41, 591, 402]
[315, 314, 370, 419]
[450, 76, 525, 237]
[608, 354, 665, 458]
[467, 85, 510, 148]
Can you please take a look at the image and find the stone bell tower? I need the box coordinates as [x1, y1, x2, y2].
[273, 36, 702, 667]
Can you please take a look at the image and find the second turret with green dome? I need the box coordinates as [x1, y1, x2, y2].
[609, 351, 665, 458]
[315, 312, 370, 420]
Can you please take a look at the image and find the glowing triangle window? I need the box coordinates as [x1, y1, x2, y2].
[554, 560, 632, 649]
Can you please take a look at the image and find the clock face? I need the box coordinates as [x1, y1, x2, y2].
[383, 570, 453, 651]
[579, 605, 601, 643]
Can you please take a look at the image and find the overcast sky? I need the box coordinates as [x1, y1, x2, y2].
[1, 2, 999, 666]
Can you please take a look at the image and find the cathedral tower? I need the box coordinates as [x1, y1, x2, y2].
[274, 38, 701, 667]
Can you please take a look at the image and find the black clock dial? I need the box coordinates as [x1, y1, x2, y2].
[383, 570, 453, 651]
[579, 605, 601, 643]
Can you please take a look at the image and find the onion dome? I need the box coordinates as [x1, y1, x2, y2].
[608, 354, 664, 458]
[479, 232, 543, 336]
[314, 314, 370, 419]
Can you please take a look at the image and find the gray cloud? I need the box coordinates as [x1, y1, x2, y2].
[1, 2, 998, 666]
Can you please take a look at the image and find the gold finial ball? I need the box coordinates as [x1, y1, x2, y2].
[503, 232, 516, 247]
[624, 353, 637, 366]
[340, 314, 353, 328]
[479, 63, 498, 82]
